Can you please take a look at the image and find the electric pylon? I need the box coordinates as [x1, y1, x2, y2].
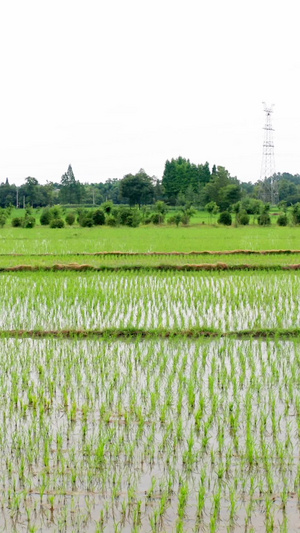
[260, 102, 278, 204]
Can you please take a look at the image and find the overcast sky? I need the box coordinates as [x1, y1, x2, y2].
[0, 0, 299, 185]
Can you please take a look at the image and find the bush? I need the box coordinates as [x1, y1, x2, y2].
[181, 213, 190, 225]
[12, 217, 22, 227]
[65, 212, 75, 226]
[111, 207, 120, 218]
[78, 210, 94, 227]
[118, 208, 141, 227]
[106, 215, 117, 226]
[40, 208, 52, 225]
[80, 216, 94, 227]
[93, 209, 105, 225]
[167, 213, 182, 226]
[150, 213, 165, 225]
[155, 201, 168, 215]
[257, 213, 271, 226]
[218, 211, 232, 225]
[237, 212, 250, 225]
[50, 206, 62, 218]
[101, 201, 114, 214]
[292, 203, 300, 225]
[50, 218, 65, 228]
[118, 208, 132, 225]
[22, 216, 36, 228]
[277, 214, 288, 226]
[0, 215, 6, 227]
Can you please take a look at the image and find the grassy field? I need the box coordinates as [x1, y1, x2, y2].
[0, 224, 300, 255]
[0, 222, 300, 531]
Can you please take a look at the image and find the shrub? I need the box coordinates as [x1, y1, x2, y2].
[181, 213, 191, 225]
[126, 211, 141, 227]
[237, 211, 250, 225]
[277, 214, 288, 226]
[155, 201, 168, 215]
[118, 208, 141, 227]
[218, 211, 232, 226]
[106, 215, 117, 226]
[111, 207, 120, 218]
[50, 218, 65, 228]
[257, 213, 271, 226]
[12, 217, 22, 227]
[65, 212, 75, 226]
[168, 213, 182, 226]
[0, 215, 6, 227]
[79, 216, 94, 227]
[101, 201, 114, 214]
[50, 206, 62, 218]
[150, 213, 165, 225]
[40, 208, 52, 225]
[78, 210, 94, 227]
[22, 216, 36, 228]
[93, 209, 105, 225]
[118, 208, 132, 225]
[292, 203, 300, 225]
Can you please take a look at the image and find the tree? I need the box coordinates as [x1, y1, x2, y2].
[219, 184, 241, 210]
[205, 201, 219, 223]
[201, 166, 240, 208]
[162, 157, 211, 204]
[119, 169, 154, 207]
[59, 165, 83, 204]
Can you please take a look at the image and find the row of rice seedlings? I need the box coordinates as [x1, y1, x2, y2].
[0, 270, 300, 331]
[2, 252, 300, 268]
[0, 337, 299, 531]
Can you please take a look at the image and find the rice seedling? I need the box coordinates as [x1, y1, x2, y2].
[0, 269, 299, 334]
[0, 328, 298, 529]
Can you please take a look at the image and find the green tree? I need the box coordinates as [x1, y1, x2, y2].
[219, 184, 241, 210]
[205, 201, 219, 223]
[120, 169, 154, 207]
[59, 165, 83, 204]
[162, 157, 211, 204]
[201, 166, 240, 208]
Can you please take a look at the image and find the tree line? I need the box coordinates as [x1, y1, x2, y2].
[1, 160, 300, 209]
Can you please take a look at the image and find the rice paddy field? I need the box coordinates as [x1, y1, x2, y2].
[0, 224, 300, 254]
[1, 224, 300, 532]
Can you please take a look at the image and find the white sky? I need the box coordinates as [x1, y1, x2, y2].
[0, 0, 299, 185]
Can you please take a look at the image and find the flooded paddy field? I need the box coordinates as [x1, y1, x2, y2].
[1, 262, 300, 532]
[0, 270, 300, 332]
[0, 337, 299, 532]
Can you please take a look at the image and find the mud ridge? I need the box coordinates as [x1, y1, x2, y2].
[1, 263, 300, 272]
[0, 328, 300, 339]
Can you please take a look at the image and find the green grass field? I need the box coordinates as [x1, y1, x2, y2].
[0, 224, 300, 255]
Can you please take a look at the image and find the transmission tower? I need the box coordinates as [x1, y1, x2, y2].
[260, 102, 278, 204]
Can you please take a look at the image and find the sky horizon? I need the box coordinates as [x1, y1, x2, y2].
[1, 0, 299, 186]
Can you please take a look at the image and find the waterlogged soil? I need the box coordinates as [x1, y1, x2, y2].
[0, 337, 299, 532]
[0, 270, 300, 332]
